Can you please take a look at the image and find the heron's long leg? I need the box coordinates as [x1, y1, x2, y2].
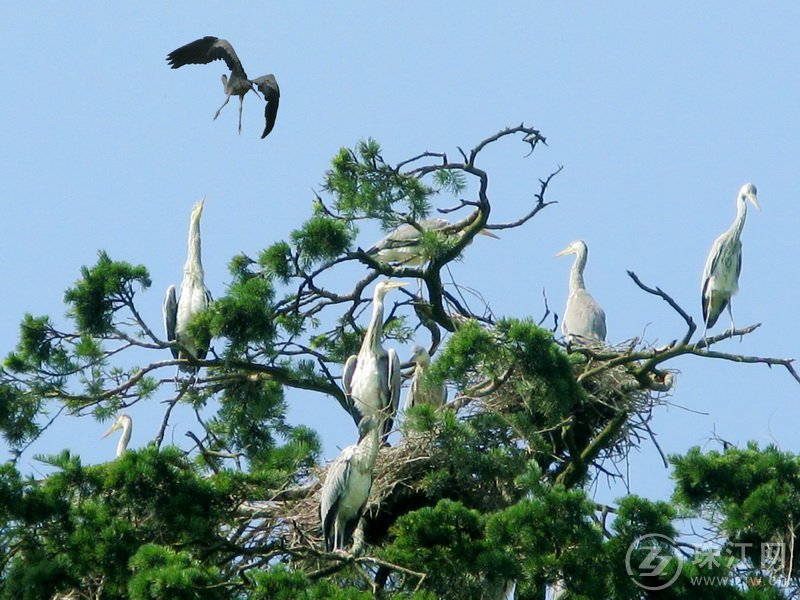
[213, 94, 232, 120]
[238, 96, 244, 134]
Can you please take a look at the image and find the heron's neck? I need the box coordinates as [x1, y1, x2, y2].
[364, 295, 386, 356]
[184, 214, 204, 278]
[117, 420, 131, 458]
[361, 426, 381, 464]
[569, 248, 587, 292]
[731, 195, 748, 239]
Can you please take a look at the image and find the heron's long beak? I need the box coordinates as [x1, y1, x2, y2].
[748, 193, 761, 211]
[385, 280, 409, 289]
[555, 246, 572, 257]
[102, 422, 120, 439]
[478, 228, 499, 239]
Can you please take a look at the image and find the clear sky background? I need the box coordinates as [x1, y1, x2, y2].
[2, 3, 798, 507]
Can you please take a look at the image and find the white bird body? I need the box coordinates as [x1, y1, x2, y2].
[556, 240, 606, 343]
[701, 183, 759, 331]
[367, 217, 498, 266]
[102, 414, 132, 458]
[320, 416, 381, 551]
[167, 36, 280, 138]
[164, 199, 213, 368]
[405, 345, 446, 410]
[342, 281, 406, 442]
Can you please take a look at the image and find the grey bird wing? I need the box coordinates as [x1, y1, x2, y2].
[320, 447, 354, 551]
[253, 75, 280, 139]
[166, 36, 247, 78]
[163, 285, 178, 359]
[195, 286, 214, 361]
[380, 348, 402, 442]
[342, 355, 359, 417]
[565, 290, 606, 341]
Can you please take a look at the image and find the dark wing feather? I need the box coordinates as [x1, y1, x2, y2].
[320, 449, 353, 551]
[166, 36, 247, 78]
[253, 75, 280, 139]
[163, 285, 178, 359]
[195, 287, 214, 361]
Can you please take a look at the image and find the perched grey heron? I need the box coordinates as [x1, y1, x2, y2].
[366, 217, 499, 266]
[404, 345, 447, 410]
[701, 183, 760, 335]
[556, 240, 607, 343]
[167, 36, 280, 138]
[102, 414, 132, 458]
[342, 280, 407, 442]
[320, 414, 382, 552]
[163, 199, 213, 370]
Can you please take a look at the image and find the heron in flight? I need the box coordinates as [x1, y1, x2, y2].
[167, 36, 280, 138]
[366, 217, 499, 266]
[102, 414, 132, 458]
[701, 183, 760, 336]
[556, 240, 607, 343]
[319, 414, 382, 552]
[164, 199, 213, 370]
[342, 280, 406, 443]
[404, 345, 447, 410]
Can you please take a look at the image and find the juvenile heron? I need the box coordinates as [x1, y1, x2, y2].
[102, 414, 132, 458]
[342, 281, 406, 442]
[367, 217, 499, 266]
[404, 345, 447, 410]
[163, 199, 213, 370]
[320, 414, 382, 552]
[556, 240, 607, 343]
[701, 183, 760, 335]
[167, 36, 280, 138]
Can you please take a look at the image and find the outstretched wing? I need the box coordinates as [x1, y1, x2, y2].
[253, 75, 280, 139]
[163, 285, 178, 359]
[166, 36, 247, 78]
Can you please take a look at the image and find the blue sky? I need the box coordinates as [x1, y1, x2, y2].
[2, 3, 799, 505]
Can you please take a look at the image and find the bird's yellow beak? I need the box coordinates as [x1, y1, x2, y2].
[748, 193, 761, 212]
[102, 421, 121, 439]
[477, 228, 499, 239]
[385, 280, 409, 290]
[555, 246, 573, 257]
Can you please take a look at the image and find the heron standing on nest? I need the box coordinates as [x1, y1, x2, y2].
[556, 240, 607, 343]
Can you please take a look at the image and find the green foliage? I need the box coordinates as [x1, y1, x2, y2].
[291, 216, 355, 268]
[128, 544, 224, 599]
[324, 140, 433, 223]
[63, 251, 151, 335]
[258, 242, 293, 283]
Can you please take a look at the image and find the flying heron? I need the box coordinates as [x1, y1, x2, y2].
[366, 217, 499, 266]
[163, 199, 213, 370]
[556, 240, 607, 343]
[166, 36, 280, 138]
[102, 414, 132, 458]
[319, 414, 382, 552]
[404, 345, 447, 410]
[701, 183, 760, 336]
[342, 280, 406, 443]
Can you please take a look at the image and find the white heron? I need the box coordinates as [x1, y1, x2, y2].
[556, 240, 607, 343]
[319, 414, 382, 552]
[102, 414, 132, 458]
[167, 36, 280, 138]
[342, 280, 406, 442]
[163, 198, 213, 370]
[701, 183, 760, 335]
[404, 345, 447, 410]
[366, 217, 499, 266]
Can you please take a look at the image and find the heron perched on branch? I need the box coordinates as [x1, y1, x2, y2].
[166, 36, 280, 138]
[404, 345, 446, 410]
[319, 414, 382, 552]
[342, 280, 406, 442]
[556, 240, 607, 343]
[366, 217, 498, 267]
[102, 414, 132, 458]
[701, 183, 760, 335]
[164, 199, 213, 370]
